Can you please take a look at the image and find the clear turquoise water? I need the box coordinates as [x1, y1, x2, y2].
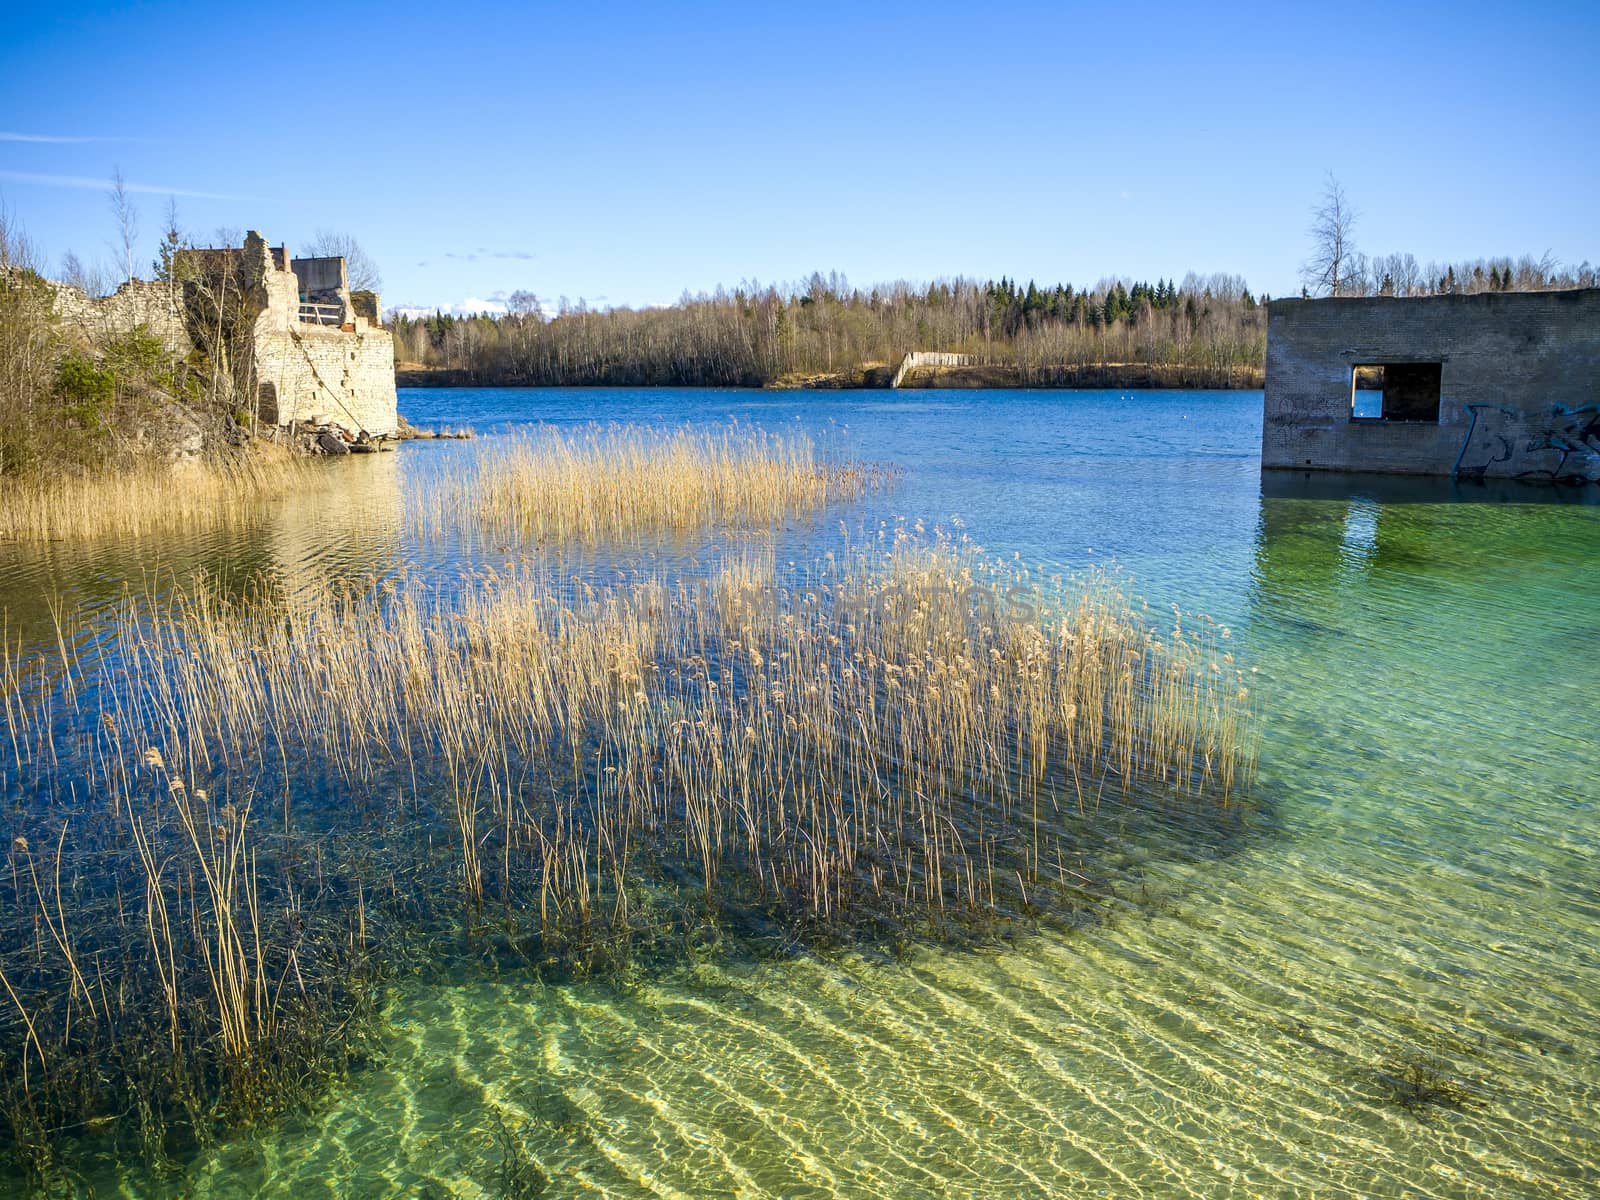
[4, 388, 1597, 1197]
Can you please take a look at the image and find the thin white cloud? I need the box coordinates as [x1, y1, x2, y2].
[385, 296, 559, 321]
[442, 248, 534, 262]
[0, 169, 249, 201]
[0, 132, 130, 144]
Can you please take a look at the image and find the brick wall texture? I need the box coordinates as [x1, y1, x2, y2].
[1263, 289, 1600, 482]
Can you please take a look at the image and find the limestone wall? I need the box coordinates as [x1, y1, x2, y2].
[47, 278, 189, 356]
[1263, 289, 1600, 482]
[892, 351, 975, 388]
[34, 230, 398, 439]
[253, 323, 399, 435]
[245, 232, 397, 435]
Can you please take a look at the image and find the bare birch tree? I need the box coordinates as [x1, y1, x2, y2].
[107, 166, 139, 286]
[306, 230, 382, 292]
[1303, 173, 1357, 297]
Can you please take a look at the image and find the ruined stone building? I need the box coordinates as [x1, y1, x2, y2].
[46, 231, 398, 438]
[1262, 289, 1600, 483]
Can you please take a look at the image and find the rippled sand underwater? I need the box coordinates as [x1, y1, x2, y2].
[9, 391, 1599, 1197]
[165, 844, 1597, 1200]
[139, 571, 1600, 1200]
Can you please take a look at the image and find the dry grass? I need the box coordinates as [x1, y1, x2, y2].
[4, 532, 1255, 949]
[0, 448, 317, 543]
[431, 423, 887, 544]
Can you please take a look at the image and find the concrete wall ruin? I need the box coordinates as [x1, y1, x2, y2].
[288, 254, 355, 325]
[891, 351, 975, 388]
[1262, 289, 1600, 483]
[289, 255, 347, 301]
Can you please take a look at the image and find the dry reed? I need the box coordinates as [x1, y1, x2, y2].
[0, 448, 317, 543]
[0, 431, 1257, 1183]
[428, 423, 888, 544]
[5, 531, 1255, 956]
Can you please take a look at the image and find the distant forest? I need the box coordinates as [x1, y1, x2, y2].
[388, 255, 1595, 389]
[391, 273, 1268, 388]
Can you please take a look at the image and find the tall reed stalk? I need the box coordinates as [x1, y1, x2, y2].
[426, 422, 889, 545]
[0, 426, 1256, 1185]
[0, 448, 317, 543]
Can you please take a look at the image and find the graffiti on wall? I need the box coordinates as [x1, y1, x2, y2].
[1455, 403, 1600, 482]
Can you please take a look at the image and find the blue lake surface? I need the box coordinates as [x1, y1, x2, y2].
[2, 387, 1597, 1197]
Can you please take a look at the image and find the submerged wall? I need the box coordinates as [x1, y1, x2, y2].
[1263, 289, 1600, 482]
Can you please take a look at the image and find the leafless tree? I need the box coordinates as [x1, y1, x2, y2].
[306, 230, 382, 292]
[1, 210, 60, 473]
[386, 271, 1270, 389]
[107, 165, 139, 286]
[1303, 173, 1357, 297]
[1393, 252, 1421, 296]
[59, 250, 110, 297]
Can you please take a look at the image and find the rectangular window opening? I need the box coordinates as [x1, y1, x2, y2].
[1350, 362, 1441, 422]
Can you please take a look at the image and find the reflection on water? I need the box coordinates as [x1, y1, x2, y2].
[0, 454, 411, 655]
[6, 390, 1600, 1197]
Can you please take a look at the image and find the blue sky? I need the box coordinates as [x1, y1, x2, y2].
[2, 1, 1595, 313]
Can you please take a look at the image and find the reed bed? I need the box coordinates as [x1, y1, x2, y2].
[0, 449, 316, 543]
[0, 530, 1256, 1185]
[431, 423, 889, 544]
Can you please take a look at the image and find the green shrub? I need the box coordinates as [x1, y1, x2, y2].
[102, 325, 167, 378]
[54, 353, 117, 452]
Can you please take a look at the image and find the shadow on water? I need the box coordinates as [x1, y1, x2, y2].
[1260, 467, 1600, 507]
[1252, 468, 1600, 640]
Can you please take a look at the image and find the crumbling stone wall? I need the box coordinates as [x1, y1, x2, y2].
[36, 232, 398, 439]
[46, 277, 189, 356]
[242, 233, 396, 435]
[1263, 289, 1600, 482]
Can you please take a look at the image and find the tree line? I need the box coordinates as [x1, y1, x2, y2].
[389, 272, 1272, 388]
[395, 240, 1595, 391]
[1302, 174, 1596, 299]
